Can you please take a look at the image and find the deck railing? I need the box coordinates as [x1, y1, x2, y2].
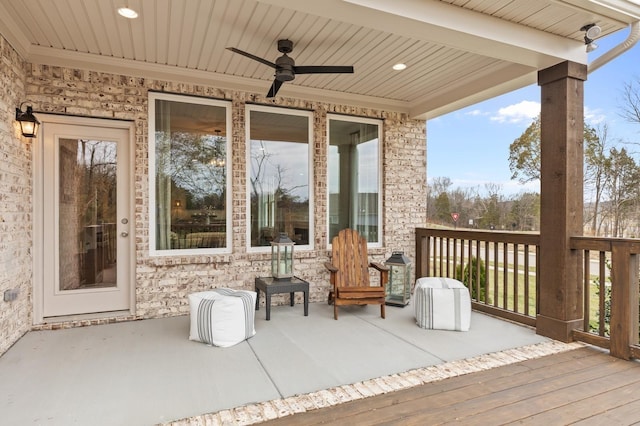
[415, 228, 540, 327]
[415, 228, 640, 360]
[570, 236, 640, 359]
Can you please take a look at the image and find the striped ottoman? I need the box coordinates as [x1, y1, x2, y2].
[188, 288, 257, 347]
[414, 277, 471, 331]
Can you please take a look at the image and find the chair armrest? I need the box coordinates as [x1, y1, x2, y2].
[370, 262, 389, 287]
[369, 262, 389, 272]
[324, 262, 338, 273]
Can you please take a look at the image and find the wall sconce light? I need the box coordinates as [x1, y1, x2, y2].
[581, 24, 601, 52]
[15, 104, 40, 138]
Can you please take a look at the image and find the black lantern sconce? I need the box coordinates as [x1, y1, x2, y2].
[385, 251, 412, 307]
[271, 232, 294, 280]
[15, 103, 40, 138]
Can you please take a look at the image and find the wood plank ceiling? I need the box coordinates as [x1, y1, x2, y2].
[0, 0, 638, 118]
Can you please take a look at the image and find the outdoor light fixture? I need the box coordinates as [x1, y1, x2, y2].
[581, 23, 601, 52]
[15, 103, 40, 138]
[117, 6, 138, 19]
[271, 232, 294, 280]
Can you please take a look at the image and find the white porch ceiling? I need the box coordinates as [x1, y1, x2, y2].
[0, 0, 638, 119]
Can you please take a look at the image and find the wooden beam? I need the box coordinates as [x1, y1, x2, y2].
[536, 61, 587, 342]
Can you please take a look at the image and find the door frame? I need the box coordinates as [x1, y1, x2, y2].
[33, 114, 136, 324]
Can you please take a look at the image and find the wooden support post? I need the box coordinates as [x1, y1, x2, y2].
[536, 61, 587, 342]
[610, 242, 639, 359]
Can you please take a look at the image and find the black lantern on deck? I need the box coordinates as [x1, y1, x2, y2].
[271, 232, 294, 280]
[385, 251, 412, 306]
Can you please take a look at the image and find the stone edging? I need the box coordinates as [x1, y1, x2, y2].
[166, 340, 584, 425]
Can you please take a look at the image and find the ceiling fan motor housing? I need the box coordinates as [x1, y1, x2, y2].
[275, 54, 295, 81]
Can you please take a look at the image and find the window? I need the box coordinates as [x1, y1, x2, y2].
[247, 106, 313, 249]
[328, 115, 382, 245]
[149, 93, 231, 254]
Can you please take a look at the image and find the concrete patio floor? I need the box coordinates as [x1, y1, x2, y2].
[1, 302, 557, 425]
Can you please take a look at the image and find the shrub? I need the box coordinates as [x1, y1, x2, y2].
[455, 256, 487, 302]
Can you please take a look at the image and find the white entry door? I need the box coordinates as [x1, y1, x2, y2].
[42, 121, 132, 317]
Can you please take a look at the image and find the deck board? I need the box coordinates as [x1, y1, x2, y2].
[260, 347, 640, 425]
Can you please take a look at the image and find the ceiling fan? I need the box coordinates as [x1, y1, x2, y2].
[226, 39, 354, 98]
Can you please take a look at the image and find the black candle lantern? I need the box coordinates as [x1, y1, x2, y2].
[271, 232, 294, 280]
[385, 251, 412, 307]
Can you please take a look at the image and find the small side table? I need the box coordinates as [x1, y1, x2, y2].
[254, 276, 309, 320]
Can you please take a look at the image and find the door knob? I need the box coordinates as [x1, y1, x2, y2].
[121, 232, 129, 237]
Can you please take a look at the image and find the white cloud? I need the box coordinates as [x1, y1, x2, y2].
[465, 109, 486, 117]
[585, 106, 607, 125]
[490, 101, 540, 124]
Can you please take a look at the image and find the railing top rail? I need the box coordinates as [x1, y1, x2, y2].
[416, 227, 540, 245]
[570, 236, 640, 254]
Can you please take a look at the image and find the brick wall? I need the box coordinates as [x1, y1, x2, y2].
[22, 63, 427, 322]
[0, 36, 32, 355]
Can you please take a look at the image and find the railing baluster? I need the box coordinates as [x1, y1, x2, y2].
[494, 241, 499, 308]
[445, 237, 450, 277]
[514, 243, 519, 313]
[453, 238, 458, 280]
[468, 240, 474, 299]
[460, 239, 465, 283]
[438, 237, 444, 276]
[503, 242, 508, 310]
[484, 240, 490, 304]
[599, 251, 606, 337]
[524, 245, 530, 316]
[583, 249, 590, 333]
[475, 239, 481, 302]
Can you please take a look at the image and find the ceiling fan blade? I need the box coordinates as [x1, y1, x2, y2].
[293, 65, 354, 74]
[266, 79, 284, 98]
[226, 47, 277, 69]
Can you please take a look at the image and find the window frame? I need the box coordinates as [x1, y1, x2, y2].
[246, 104, 315, 253]
[326, 114, 383, 248]
[148, 92, 233, 256]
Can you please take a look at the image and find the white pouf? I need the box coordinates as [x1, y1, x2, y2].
[414, 277, 471, 331]
[189, 288, 257, 347]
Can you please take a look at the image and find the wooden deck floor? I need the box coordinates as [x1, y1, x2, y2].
[260, 347, 640, 425]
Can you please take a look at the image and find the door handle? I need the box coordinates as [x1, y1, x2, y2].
[121, 232, 129, 237]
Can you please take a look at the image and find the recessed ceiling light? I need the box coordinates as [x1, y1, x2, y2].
[118, 7, 138, 19]
[392, 63, 407, 71]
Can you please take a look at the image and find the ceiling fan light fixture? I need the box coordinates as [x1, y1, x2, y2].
[118, 7, 138, 19]
[392, 63, 407, 71]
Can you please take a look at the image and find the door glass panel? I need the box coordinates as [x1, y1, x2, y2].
[58, 138, 117, 291]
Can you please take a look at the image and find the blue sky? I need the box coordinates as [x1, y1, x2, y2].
[427, 28, 640, 197]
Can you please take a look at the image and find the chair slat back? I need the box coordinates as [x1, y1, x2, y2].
[331, 229, 370, 288]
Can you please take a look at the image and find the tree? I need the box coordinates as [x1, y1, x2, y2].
[508, 192, 540, 231]
[508, 116, 603, 185]
[584, 124, 611, 235]
[434, 192, 451, 222]
[620, 77, 640, 125]
[508, 116, 541, 183]
[602, 147, 640, 237]
[430, 176, 453, 195]
[427, 177, 453, 222]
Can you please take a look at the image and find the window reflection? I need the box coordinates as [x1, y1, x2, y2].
[328, 116, 381, 244]
[249, 108, 311, 247]
[152, 96, 230, 252]
[59, 139, 117, 289]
